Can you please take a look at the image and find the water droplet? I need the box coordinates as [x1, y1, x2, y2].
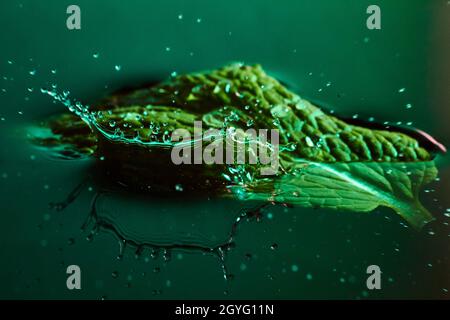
[86, 233, 94, 242]
[163, 249, 171, 261]
[109, 120, 116, 127]
[305, 136, 314, 147]
[272, 118, 281, 127]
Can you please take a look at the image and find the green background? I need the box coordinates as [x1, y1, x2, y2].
[0, 0, 449, 299]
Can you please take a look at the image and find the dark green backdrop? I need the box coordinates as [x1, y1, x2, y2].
[0, 0, 449, 299]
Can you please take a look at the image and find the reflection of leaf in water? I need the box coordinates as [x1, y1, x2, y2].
[233, 161, 437, 230]
[83, 191, 268, 278]
[92, 193, 241, 249]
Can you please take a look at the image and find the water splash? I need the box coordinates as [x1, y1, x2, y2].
[40, 88, 95, 126]
[39, 87, 287, 187]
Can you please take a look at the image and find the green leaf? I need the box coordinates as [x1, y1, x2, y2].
[32, 64, 444, 228]
[232, 160, 437, 229]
